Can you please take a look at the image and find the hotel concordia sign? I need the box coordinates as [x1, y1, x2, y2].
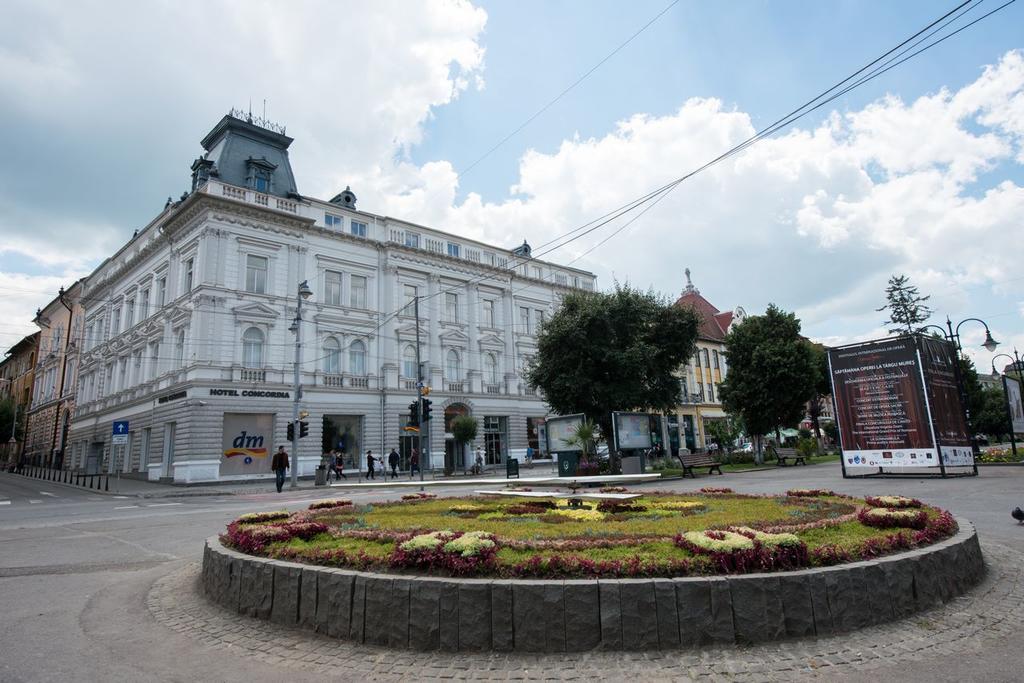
[208, 387, 291, 399]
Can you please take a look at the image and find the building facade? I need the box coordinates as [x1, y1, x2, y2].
[24, 282, 84, 467]
[68, 112, 595, 483]
[672, 270, 745, 452]
[1, 333, 39, 467]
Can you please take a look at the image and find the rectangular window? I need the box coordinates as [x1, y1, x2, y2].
[156, 277, 167, 307]
[532, 266, 542, 279]
[150, 342, 160, 380]
[112, 307, 121, 335]
[403, 284, 417, 313]
[519, 307, 530, 334]
[125, 299, 135, 329]
[325, 213, 343, 229]
[680, 378, 689, 399]
[350, 220, 367, 238]
[139, 289, 150, 319]
[325, 270, 342, 306]
[445, 292, 458, 322]
[713, 350, 720, 369]
[405, 232, 420, 249]
[482, 299, 494, 328]
[245, 254, 268, 293]
[183, 258, 194, 293]
[535, 309, 545, 329]
[706, 383, 714, 402]
[350, 275, 367, 309]
[447, 243, 461, 258]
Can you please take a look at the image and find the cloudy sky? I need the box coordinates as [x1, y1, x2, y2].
[1, 0, 1022, 371]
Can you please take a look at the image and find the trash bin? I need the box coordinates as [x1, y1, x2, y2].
[621, 455, 642, 474]
[315, 466, 327, 487]
[556, 452, 579, 477]
[506, 458, 520, 479]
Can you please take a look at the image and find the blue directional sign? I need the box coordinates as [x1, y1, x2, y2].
[112, 420, 130, 445]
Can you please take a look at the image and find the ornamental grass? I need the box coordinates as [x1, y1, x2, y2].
[220, 491, 956, 579]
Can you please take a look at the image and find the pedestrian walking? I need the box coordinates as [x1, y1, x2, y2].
[366, 450, 376, 479]
[525, 445, 534, 467]
[388, 448, 400, 479]
[473, 447, 484, 475]
[271, 446, 289, 493]
[333, 449, 348, 480]
[410, 449, 420, 477]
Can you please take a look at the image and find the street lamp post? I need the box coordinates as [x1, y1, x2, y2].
[991, 349, 1024, 458]
[289, 280, 314, 489]
[923, 317, 999, 464]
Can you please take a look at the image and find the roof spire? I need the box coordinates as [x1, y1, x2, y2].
[683, 267, 699, 295]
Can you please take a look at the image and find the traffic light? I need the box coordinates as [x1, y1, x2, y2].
[299, 421, 309, 438]
[287, 422, 295, 441]
[421, 398, 433, 422]
[407, 401, 420, 426]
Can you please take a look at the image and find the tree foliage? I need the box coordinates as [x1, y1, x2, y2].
[974, 385, 1012, 439]
[526, 284, 700, 441]
[877, 274, 934, 335]
[450, 415, 478, 445]
[0, 399, 22, 442]
[718, 305, 816, 463]
[805, 343, 831, 440]
[704, 417, 743, 461]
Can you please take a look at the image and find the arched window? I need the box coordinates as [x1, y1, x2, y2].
[242, 327, 264, 368]
[349, 340, 366, 376]
[484, 353, 498, 384]
[402, 345, 417, 379]
[323, 337, 341, 374]
[445, 349, 461, 381]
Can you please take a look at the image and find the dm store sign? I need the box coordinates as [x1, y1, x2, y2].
[220, 413, 274, 476]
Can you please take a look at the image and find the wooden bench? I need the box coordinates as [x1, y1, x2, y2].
[679, 453, 723, 478]
[773, 447, 806, 466]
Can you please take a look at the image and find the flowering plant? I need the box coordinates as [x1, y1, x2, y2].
[786, 489, 835, 498]
[548, 507, 604, 522]
[401, 492, 437, 501]
[653, 501, 705, 512]
[599, 486, 628, 493]
[442, 531, 496, 557]
[595, 500, 647, 514]
[309, 499, 353, 510]
[858, 507, 928, 529]
[222, 519, 329, 553]
[390, 529, 498, 575]
[679, 530, 755, 553]
[699, 487, 733, 494]
[863, 495, 922, 509]
[236, 510, 290, 524]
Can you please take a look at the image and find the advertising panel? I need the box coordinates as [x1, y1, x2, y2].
[829, 337, 937, 468]
[614, 412, 653, 450]
[1005, 376, 1024, 434]
[545, 414, 584, 452]
[919, 336, 973, 467]
[220, 412, 274, 476]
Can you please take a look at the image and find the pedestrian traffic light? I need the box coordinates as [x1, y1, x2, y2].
[287, 422, 295, 440]
[299, 421, 309, 438]
[407, 401, 420, 426]
[421, 398, 433, 422]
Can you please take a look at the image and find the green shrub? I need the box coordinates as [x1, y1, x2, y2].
[795, 437, 818, 458]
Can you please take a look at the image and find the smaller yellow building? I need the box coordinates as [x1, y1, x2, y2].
[672, 270, 744, 453]
[1, 332, 39, 466]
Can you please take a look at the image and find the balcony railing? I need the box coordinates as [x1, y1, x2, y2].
[401, 379, 418, 390]
[445, 381, 465, 393]
[322, 373, 345, 387]
[239, 368, 266, 383]
[484, 383, 501, 395]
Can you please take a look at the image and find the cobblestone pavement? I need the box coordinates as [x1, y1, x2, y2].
[148, 542, 1024, 682]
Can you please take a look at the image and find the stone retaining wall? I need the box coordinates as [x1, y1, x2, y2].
[201, 519, 984, 652]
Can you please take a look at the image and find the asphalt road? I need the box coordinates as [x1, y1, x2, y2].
[1, 465, 1023, 682]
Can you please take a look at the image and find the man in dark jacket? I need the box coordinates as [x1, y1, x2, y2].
[271, 446, 289, 493]
[388, 448, 400, 479]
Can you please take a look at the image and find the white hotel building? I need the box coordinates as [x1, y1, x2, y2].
[68, 112, 595, 483]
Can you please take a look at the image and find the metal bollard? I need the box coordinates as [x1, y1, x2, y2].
[104, 475, 109, 492]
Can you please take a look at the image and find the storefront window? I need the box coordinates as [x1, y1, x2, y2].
[322, 415, 363, 470]
[483, 415, 508, 465]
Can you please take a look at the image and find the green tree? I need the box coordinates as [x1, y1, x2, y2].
[718, 305, 816, 464]
[805, 342, 832, 443]
[450, 415, 479, 471]
[704, 417, 742, 463]
[526, 284, 700, 450]
[959, 356, 985, 433]
[877, 274, 934, 335]
[973, 385, 1012, 440]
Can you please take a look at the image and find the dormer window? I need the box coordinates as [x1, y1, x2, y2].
[244, 156, 278, 194]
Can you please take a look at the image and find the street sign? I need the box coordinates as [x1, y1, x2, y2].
[112, 420, 129, 445]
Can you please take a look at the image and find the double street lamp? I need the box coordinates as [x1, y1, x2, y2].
[921, 317, 999, 458]
[991, 348, 1024, 458]
[289, 280, 313, 489]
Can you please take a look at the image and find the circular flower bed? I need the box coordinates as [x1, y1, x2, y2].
[220, 490, 957, 579]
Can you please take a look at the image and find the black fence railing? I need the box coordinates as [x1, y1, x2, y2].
[12, 464, 109, 491]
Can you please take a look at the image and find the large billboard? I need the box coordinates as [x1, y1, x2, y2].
[545, 414, 584, 452]
[829, 337, 937, 468]
[220, 412, 274, 476]
[1005, 376, 1024, 434]
[919, 336, 973, 466]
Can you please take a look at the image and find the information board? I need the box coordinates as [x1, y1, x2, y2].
[919, 336, 973, 467]
[545, 414, 584, 452]
[1004, 376, 1024, 434]
[829, 337, 936, 468]
[613, 412, 653, 450]
[220, 413, 273, 476]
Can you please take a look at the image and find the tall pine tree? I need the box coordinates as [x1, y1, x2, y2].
[877, 274, 933, 335]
